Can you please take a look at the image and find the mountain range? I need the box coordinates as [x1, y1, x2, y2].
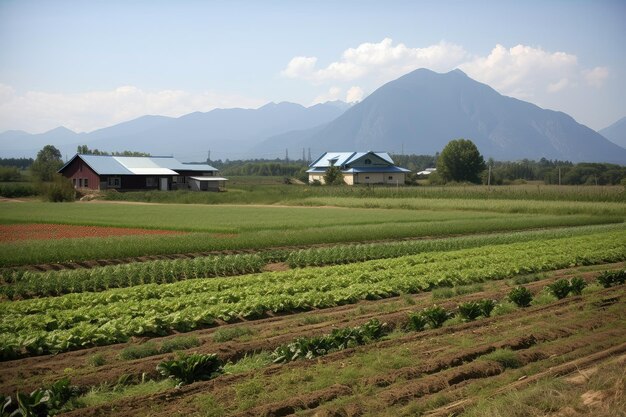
[599, 116, 626, 149]
[1, 69, 625, 164]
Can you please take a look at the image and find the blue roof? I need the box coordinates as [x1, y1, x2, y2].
[309, 151, 395, 168]
[74, 155, 133, 175]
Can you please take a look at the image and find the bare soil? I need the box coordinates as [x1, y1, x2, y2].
[0, 223, 185, 243]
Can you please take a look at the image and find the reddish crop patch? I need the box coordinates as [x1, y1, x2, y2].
[0, 224, 185, 242]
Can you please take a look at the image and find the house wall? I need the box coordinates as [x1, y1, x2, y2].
[309, 174, 325, 184]
[60, 157, 101, 190]
[354, 172, 405, 185]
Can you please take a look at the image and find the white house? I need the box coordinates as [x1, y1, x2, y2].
[307, 151, 410, 185]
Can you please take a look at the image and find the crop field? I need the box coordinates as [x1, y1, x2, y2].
[0, 186, 624, 416]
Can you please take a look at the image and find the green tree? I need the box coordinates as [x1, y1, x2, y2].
[323, 165, 345, 185]
[31, 145, 63, 182]
[437, 139, 486, 184]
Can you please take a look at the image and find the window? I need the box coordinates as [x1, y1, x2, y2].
[173, 176, 186, 184]
[78, 178, 83, 187]
[365, 176, 370, 180]
[84, 178, 89, 188]
[108, 176, 121, 187]
[72, 178, 76, 187]
[146, 177, 157, 187]
[364, 159, 372, 165]
[389, 176, 393, 180]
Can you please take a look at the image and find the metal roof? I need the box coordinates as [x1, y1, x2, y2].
[189, 176, 229, 181]
[59, 154, 217, 176]
[344, 166, 410, 173]
[309, 151, 395, 168]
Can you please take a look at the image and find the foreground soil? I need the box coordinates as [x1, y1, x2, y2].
[0, 223, 185, 242]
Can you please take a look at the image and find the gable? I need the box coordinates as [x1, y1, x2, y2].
[345, 152, 394, 169]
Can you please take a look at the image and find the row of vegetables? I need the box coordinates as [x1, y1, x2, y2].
[6, 274, 624, 416]
[1, 224, 621, 300]
[0, 229, 623, 360]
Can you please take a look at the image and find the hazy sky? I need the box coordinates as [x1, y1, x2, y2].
[0, 0, 624, 133]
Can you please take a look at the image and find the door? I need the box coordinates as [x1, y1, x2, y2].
[160, 177, 168, 191]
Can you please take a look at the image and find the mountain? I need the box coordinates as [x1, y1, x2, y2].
[0, 102, 348, 161]
[260, 69, 626, 164]
[599, 117, 626, 149]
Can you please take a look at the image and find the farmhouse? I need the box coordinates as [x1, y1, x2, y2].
[307, 151, 410, 185]
[58, 154, 228, 191]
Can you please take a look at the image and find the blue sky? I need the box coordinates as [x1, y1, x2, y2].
[0, 0, 624, 133]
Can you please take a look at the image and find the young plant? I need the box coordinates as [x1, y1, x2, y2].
[508, 286, 533, 307]
[478, 299, 496, 317]
[457, 301, 482, 322]
[546, 279, 571, 300]
[422, 305, 449, 328]
[406, 312, 428, 331]
[568, 277, 587, 296]
[157, 353, 223, 386]
[597, 270, 626, 288]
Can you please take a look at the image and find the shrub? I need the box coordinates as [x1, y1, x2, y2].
[157, 353, 223, 386]
[0, 183, 38, 198]
[568, 277, 587, 296]
[458, 301, 483, 322]
[87, 353, 106, 367]
[40, 175, 76, 202]
[508, 286, 533, 307]
[478, 299, 496, 317]
[546, 279, 571, 300]
[422, 305, 449, 328]
[597, 270, 626, 288]
[406, 312, 428, 331]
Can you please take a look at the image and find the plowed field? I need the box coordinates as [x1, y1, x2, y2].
[0, 224, 184, 242]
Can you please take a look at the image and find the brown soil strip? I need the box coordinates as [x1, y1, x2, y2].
[424, 342, 626, 417]
[0, 223, 185, 243]
[231, 384, 353, 417]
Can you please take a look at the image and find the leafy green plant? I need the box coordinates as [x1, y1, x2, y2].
[406, 312, 427, 331]
[156, 353, 223, 386]
[568, 277, 587, 296]
[422, 306, 449, 328]
[478, 299, 496, 317]
[87, 353, 106, 367]
[546, 279, 571, 299]
[597, 270, 626, 288]
[457, 301, 483, 322]
[272, 319, 387, 363]
[508, 286, 533, 307]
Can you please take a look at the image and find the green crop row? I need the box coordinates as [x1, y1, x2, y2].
[0, 230, 623, 360]
[4, 224, 620, 300]
[0, 254, 265, 300]
[286, 223, 624, 268]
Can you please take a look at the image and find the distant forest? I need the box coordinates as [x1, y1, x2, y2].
[1, 153, 624, 185]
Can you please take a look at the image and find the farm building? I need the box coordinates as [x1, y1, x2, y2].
[58, 154, 228, 191]
[307, 151, 410, 185]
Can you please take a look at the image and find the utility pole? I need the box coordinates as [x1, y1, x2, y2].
[487, 165, 492, 187]
[207, 150, 211, 163]
[558, 167, 561, 186]
[401, 142, 404, 155]
[302, 148, 305, 163]
[308, 148, 311, 163]
[285, 148, 289, 163]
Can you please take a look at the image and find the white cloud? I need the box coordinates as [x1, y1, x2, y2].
[311, 86, 343, 104]
[0, 85, 266, 133]
[547, 78, 570, 93]
[284, 40, 610, 108]
[346, 86, 364, 103]
[460, 44, 578, 99]
[584, 66, 609, 87]
[282, 38, 468, 83]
